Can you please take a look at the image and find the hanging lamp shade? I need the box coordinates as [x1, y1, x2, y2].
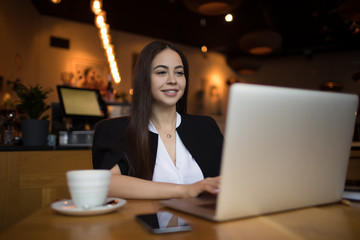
[239, 30, 282, 55]
[183, 0, 243, 16]
[319, 81, 343, 92]
[228, 57, 262, 75]
[337, 0, 360, 22]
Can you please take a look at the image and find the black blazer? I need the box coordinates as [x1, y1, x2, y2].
[92, 114, 224, 178]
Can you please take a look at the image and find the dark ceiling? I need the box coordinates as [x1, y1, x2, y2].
[31, 0, 360, 65]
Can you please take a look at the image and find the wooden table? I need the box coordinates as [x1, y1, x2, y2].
[0, 199, 359, 240]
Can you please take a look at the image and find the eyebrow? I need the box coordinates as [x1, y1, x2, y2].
[153, 65, 184, 70]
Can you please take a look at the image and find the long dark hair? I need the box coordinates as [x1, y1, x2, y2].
[128, 40, 189, 179]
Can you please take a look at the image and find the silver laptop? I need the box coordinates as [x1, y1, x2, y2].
[161, 83, 358, 222]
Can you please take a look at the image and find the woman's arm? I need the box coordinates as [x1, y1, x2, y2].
[108, 165, 219, 199]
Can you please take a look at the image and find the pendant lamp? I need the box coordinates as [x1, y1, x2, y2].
[183, 0, 243, 16]
[228, 57, 261, 75]
[239, 30, 282, 55]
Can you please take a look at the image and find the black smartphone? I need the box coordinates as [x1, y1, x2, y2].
[136, 211, 192, 234]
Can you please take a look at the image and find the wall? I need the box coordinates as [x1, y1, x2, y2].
[242, 51, 360, 93]
[0, 0, 41, 103]
[0, 0, 235, 117]
[1, 0, 360, 126]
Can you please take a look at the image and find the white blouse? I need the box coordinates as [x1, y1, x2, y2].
[150, 113, 204, 184]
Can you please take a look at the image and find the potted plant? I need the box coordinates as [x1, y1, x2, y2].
[13, 81, 53, 146]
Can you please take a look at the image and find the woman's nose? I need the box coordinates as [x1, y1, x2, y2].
[167, 74, 177, 84]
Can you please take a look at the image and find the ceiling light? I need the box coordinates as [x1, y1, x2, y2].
[248, 46, 273, 55]
[225, 14, 233, 22]
[201, 45, 208, 53]
[106, 45, 113, 55]
[107, 53, 115, 62]
[227, 57, 261, 75]
[91, 3, 121, 85]
[95, 11, 106, 28]
[239, 30, 282, 55]
[50, 0, 61, 4]
[91, 0, 103, 15]
[100, 24, 109, 36]
[183, 0, 243, 16]
[319, 81, 343, 92]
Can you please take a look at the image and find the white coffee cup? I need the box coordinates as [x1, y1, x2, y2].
[66, 169, 112, 209]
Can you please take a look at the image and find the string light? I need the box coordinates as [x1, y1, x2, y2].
[95, 11, 106, 28]
[91, 0, 102, 14]
[91, 0, 121, 84]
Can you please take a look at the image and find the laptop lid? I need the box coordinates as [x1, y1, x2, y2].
[215, 83, 358, 221]
[161, 83, 358, 222]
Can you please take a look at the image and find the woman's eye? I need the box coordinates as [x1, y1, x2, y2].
[156, 71, 167, 75]
[175, 71, 184, 76]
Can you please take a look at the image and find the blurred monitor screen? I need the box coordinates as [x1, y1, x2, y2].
[57, 86, 106, 119]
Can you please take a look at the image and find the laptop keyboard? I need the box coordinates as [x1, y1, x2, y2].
[200, 203, 217, 210]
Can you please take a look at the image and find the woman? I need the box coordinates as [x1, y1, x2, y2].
[92, 41, 223, 199]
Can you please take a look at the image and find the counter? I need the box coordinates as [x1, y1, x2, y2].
[0, 145, 91, 152]
[0, 148, 92, 232]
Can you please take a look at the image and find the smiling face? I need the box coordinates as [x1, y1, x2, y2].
[150, 48, 186, 109]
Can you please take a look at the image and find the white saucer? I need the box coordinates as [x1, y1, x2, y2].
[51, 198, 126, 216]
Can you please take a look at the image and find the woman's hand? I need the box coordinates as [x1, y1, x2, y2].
[109, 165, 220, 199]
[182, 176, 220, 198]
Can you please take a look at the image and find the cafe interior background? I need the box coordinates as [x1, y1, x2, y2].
[1, 0, 360, 141]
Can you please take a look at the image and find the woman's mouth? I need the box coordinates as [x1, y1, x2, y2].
[161, 89, 178, 96]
